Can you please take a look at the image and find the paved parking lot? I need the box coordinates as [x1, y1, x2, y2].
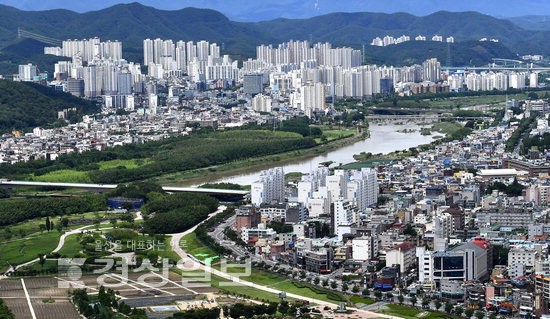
[0, 271, 217, 318]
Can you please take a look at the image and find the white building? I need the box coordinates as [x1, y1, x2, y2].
[251, 167, 285, 206]
[300, 82, 326, 116]
[241, 223, 277, 242]
[251, 94, 272, 113]
[332, 199, 357, 241]
[386, 242, 416, 272]
[352, 236, 379, 261]
[346, 168, 378, 211]
[508, 246, 539, 273]
[18, 64, 37, 81]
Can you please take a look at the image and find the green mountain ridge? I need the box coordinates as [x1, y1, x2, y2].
[0, 80, 98, 133]
[0, 3, 545, 66]
[506, 15, 550, 31]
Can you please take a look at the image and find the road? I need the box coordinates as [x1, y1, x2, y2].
[170, 205, 228, 265]
[169, 205, 397, 318]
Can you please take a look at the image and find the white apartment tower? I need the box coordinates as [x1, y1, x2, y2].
[301, 82, 326, 117]
[422, 58, 441, 82]
[251, 167, 285, 206]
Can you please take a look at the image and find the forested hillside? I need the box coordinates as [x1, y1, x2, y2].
[0, 80, 98, 133]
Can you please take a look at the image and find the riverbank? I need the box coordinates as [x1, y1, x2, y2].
[156, 130, 367, 187]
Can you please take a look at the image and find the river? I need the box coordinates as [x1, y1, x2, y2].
[213, 123, 439, 185]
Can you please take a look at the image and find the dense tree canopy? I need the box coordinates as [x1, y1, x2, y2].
[0, 130, 316, 184]
[0, 195, 105, 226]
[143, 193, 219, 234]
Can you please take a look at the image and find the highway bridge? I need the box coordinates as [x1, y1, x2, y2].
[365, 114, 490, 122]
[0, 180, 249, 196]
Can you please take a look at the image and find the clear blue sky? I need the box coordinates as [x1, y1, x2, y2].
[0, 0, 549, 20]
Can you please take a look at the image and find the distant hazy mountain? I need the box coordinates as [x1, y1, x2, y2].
[0, 2, 547, 65]
[507, 15, 550, 31]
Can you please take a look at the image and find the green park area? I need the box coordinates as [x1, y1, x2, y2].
[179, 229, 374, 306]
[377, 304, 457, 319]
[0, 118, 362, 187]
[0, 231, 60, 272]
[0, 211, 113, 272]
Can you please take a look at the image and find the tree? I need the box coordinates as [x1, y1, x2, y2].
[38, 254, 46, 270]
[397, 294, 404, 305]
[374, 290, 383, 300]
[60, 217, 69, 228]
[39, 224, 46, 232]
[422, 298, 430, 309]
[342, 283, 349, 292]
[464, 308, 474, 318]
[444, 302, 453, 314]
[45, 216, 51, 232]
[352, 285, 360, 293]
[403, 224, 417, 237]
[322, 279, 329, 287]
[331, 281, 337, 289]
[362, 288, 370, 296]
[386, 292, 394, 300]
[434, 300, 442, 311]
[475, 310, 485, 319]
[410, 296, 417, 307]
[313, 277, 320, 285]
[278, 301, 289, 315]
[455, 306, 464, 317]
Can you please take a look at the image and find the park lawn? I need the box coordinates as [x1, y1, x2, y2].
[156, 237, 181, 262]
[179, 232, 347, 304]
[322, 129, 356, 141]
[0, 213, 102, 243]
[57, 233, 82, 257]
[30, 169, 91, 183]
[424, 92, 531, 109]
[378, 304, 455, 319]
[180, 232, 220, 263]
[430, 122, 464, 136]
[0, 231, 61, 272]
[172, 268, 284, 303]
[98, 158, 151, 170]
[349, 295, 376, 305]
[268, 279, 342, 304]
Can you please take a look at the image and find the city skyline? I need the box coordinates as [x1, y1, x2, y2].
[0, 0, 549, 21]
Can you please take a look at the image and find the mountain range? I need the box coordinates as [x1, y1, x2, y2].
[507, 15, 550, 31]
[0, 2, 548, 68]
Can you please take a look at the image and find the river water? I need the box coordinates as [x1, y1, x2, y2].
[214, 124, 439, 185]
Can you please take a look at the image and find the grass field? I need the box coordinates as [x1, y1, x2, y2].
[349, 295, 376, 305]
[179, 232, 349, 304]
[0, 231, 60, 272]
[98, 158, 151, 170]
[423, 92, 536, 109]
[322, 129, 356, 140]
[0, 211, 112, 272]
[430, 122, 465, 135]
[180, 232, 220, 263]
[156, 237, 181, 262]
[377, 304, 456, 319]
[57, 233, 82, 257]
[173, 268, 285, 303]
[29, 169, 92, 183]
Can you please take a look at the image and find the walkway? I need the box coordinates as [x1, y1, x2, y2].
[168, 205, 398, 318]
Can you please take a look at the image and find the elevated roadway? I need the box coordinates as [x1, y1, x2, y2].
[0, 180, 249, 196]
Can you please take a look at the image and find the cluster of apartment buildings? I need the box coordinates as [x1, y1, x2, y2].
[370, 34, 455, 47]
[211, 102, 550, 317]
